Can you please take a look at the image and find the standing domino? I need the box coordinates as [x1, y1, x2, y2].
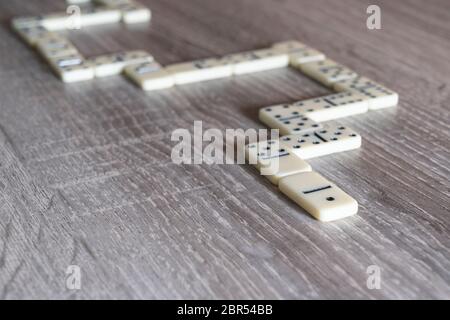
[280, 124, 361, 159]
[292, 91, 369, 122]
[259, 103, 322, 135]
[301, 59, 357, 87]
[246, 139, 312, 185]
[334, 76, 399, 110]
[125, 62, 174, 90]
[279, 171, 358, 222]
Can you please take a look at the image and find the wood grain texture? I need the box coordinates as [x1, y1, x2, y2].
[0, 0, 449, 299]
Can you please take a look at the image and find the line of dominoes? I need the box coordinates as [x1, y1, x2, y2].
[11, 0, 152, 83]
[11, 19, 324, 88]
[248, 40, 399, 222]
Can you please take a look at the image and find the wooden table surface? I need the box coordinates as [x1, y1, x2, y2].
[0, 0, 449, 299]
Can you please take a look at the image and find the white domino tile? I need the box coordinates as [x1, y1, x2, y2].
[259, 103, 322, 135]
[95, 0, 151, 23]
[119, 2, 152, 23]
[40, 7, 121, 30]
[94, 0, 131, 8]
[279, 171, 358, 222]
[35, 33, 72, 50]
[81, 7, 122, 27]
[50, 62, 95, 83]
[292, 91, 369, 122]
[36, 35, 79, 60]
[272, 40, 306, 52]
[48, 53, 85, 69]
[272, 40, 325, 66]
[334, 76, 399, 110]
[301, 58, 357, 87]
[88, 50, 153, 77]
[246, 139, 312, 185]
[12, 16, 44, 29]
[125, 62, 174, 90]
[14, 26, 57, 46]
[41, 12, 72, 31]
[225, 48, 289, 75]
[166, 58, 233, 85]
[280, 124, 361, 159]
